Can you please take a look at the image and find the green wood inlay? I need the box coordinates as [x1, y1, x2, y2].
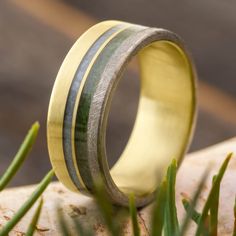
[74, 26, 143, 190]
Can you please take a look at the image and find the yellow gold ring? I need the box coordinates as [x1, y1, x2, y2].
[47, 20, 197, 207]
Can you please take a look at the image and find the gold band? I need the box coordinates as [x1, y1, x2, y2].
[47, 20, 197, 206]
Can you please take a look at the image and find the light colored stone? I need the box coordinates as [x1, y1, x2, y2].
[0, 138, 235, 235]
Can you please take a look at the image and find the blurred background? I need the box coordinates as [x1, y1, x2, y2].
[0, 0, 235, 186]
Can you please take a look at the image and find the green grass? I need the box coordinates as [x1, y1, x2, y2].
[0, 122, 235, 236]
[0, 123, 54, 236]
[129, 193, 140, 236]
[25, 198, 43, 236]
[0, 122, 40, 191]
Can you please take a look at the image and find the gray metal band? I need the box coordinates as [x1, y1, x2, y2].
[74, 25, 145, 191]
[87, 28, 196, 206]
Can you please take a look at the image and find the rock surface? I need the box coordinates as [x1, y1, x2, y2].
[0, 138, 236, 235]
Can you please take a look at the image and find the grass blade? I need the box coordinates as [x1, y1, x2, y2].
[164, 159, 179, 236]
[151, 180, 167, 236]
[129, 193, 140, 236]
[0, 122, 40, 191]
[0, 170, 54, 235]
[179, 169, 209, 235]
[210, 175, 219, 236]
[57, 208, 71, 236]
[25, 198, 43, 236]
[72, 217, 93, 236]
[72, 217, 85, 236]
[94, 180, 120, 236]
[233, 196, 236, 236]
[195, 153, 233, 236]
[182, 199, 201, 224]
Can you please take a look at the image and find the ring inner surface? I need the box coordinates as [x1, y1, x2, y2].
[110, 40, 194, 197]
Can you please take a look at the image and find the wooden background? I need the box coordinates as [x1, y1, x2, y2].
[0, 0, 235, 186]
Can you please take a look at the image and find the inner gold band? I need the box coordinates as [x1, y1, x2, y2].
[111, 40, 195, 195]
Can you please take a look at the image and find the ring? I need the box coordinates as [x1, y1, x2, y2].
[47, 20, 197, 207]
